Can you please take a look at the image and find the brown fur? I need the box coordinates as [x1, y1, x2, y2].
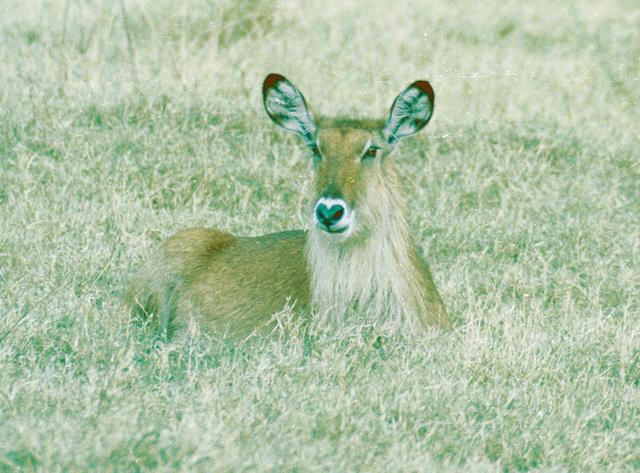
[126, 228, 310, 338]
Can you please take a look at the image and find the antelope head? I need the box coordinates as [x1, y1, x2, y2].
[263, 73, 435, 242]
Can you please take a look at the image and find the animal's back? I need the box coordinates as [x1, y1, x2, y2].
[127, 228, 310, 337]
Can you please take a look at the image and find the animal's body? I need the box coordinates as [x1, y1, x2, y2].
[128, 228, 310, 336]
[127, 74, 450, 337]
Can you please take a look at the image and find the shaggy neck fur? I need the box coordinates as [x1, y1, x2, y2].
[306, 163, 428, 333]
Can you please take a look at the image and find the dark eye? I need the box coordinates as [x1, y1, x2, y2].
[363, 146, 379, 160]
[310, 145, 321, 160]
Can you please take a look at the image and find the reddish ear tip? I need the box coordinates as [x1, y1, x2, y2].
[411, 80, 435, 105]
[263, 73, 287, 94]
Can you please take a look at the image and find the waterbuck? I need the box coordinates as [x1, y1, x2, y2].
[127, 73, 449, 338]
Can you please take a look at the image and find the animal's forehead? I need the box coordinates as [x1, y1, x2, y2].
[317, 128, 373, 157]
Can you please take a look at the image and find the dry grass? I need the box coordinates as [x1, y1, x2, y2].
[1, 0, 639, 471]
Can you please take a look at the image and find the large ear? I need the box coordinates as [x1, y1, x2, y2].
[383, 80, 435, 144]
[263, 73, 317, 146]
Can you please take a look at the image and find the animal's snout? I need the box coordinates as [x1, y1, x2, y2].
[315, 202, 345, 227]
[313, 197, 353, 236]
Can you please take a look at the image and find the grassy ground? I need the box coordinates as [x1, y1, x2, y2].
[1, 0, 639, 471]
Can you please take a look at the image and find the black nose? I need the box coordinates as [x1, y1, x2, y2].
[316, 203, 345, 227]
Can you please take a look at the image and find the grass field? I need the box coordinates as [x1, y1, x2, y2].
[1, 0, 639, 471]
